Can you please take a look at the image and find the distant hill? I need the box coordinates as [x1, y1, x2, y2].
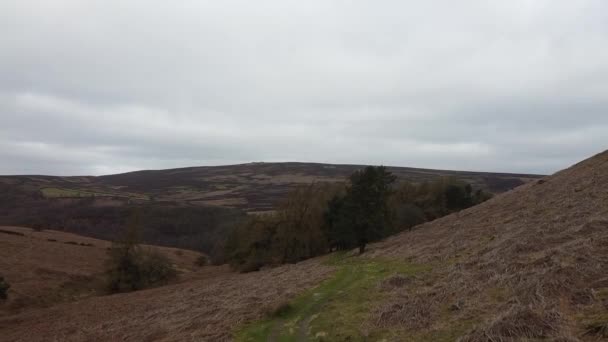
[1, 162, 543, 212]
[2, 152, 606, 341]
[0, 162, 542, 256]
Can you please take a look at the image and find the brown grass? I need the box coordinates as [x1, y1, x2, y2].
[458, 305, 566, 341]
[0, 258, 333, 341]
[365, 150, 608, 340]
[0, 226, 206, 316]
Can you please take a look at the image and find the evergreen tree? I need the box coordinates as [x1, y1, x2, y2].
[326, 166, 396, 254]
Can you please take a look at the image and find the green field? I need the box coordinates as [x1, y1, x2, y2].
[40, 187, 149, 200]
[41, 187, 100, 198]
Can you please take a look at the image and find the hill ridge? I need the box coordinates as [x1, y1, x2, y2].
[1, 162, 543, 213]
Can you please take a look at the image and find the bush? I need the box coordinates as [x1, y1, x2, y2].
[265, 301, 293, 318]
[105, 217, 177, 293]
[0, 275, 10, 300]
[195, 255, 208, 267]
[137, 249, 177, 287]
[105, 245, 176, 293]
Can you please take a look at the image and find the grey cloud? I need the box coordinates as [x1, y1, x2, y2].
[1, 0, 607, 175]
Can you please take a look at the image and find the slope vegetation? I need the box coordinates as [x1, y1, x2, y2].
[366, 150, 608, 340]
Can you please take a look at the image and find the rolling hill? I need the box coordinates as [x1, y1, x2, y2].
[1, 151, 606, 341]
[1, 162, 541, 212]
[0, 162, 541, 258]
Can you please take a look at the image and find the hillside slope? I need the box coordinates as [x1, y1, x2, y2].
[0, 227, 208, 317]
[367, 150, 608, 340]
[1, 152, 604, 341]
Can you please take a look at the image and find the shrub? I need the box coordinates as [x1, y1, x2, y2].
[265, 301, 293, 318]
[137, 249, 177, 287]
[0, 275, 10, 300]
[105, 215, 176, 293]
[195, 255, 208, 267]
[105, 245, 176, 293]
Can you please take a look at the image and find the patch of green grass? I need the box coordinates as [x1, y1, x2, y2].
[235, 253, 431, 342]
[41, 187, 95, 198]
[40, 187, 149, 200]
[594, 288, 608, 300]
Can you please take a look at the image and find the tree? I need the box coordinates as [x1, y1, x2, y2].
[225, 183, 341, 271]
[224, 214, 279, 272]
[323, 194, 355, 251]
[392, 203, 426, 231]
[273, 183, 333, 263]
[326, 166, 396, 254]
[390, 178, 493, 230]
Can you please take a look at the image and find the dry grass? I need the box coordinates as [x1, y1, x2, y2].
[0, 258, 334, 341]
[375, 294, 436, 330]
[366, 150, 608, 340]
[458, 305, 567, 341]
[0, 226, 207, 317]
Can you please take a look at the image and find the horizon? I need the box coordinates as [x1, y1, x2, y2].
[0, 158, 553, 178]
[2, 1, 608, 175]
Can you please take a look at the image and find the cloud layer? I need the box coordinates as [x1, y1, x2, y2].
[1, 0, 607, 175]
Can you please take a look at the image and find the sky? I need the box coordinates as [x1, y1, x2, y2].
[1, 1, 607, 176]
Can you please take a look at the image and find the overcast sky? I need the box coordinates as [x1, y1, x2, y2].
[1, 1, 607, 176]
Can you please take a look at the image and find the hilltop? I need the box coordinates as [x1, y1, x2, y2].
[1, 151, 606, 341]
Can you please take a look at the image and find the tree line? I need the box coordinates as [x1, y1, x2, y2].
[224, 166, 492, 272]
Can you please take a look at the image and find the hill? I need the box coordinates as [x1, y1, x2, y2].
[0, 226, 213, 318]
[1, 152, 606, 341]
[0, 163, 540, 258]
[1, 162, 541, 212]
[0, 163, 540, 257]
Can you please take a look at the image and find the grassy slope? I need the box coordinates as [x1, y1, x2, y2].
[0, 226, 206, 316]
[236, 253, 431, 341]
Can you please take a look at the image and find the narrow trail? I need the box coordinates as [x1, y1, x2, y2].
[236, 255, 427, 342]
[266, 265, 358, 342]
